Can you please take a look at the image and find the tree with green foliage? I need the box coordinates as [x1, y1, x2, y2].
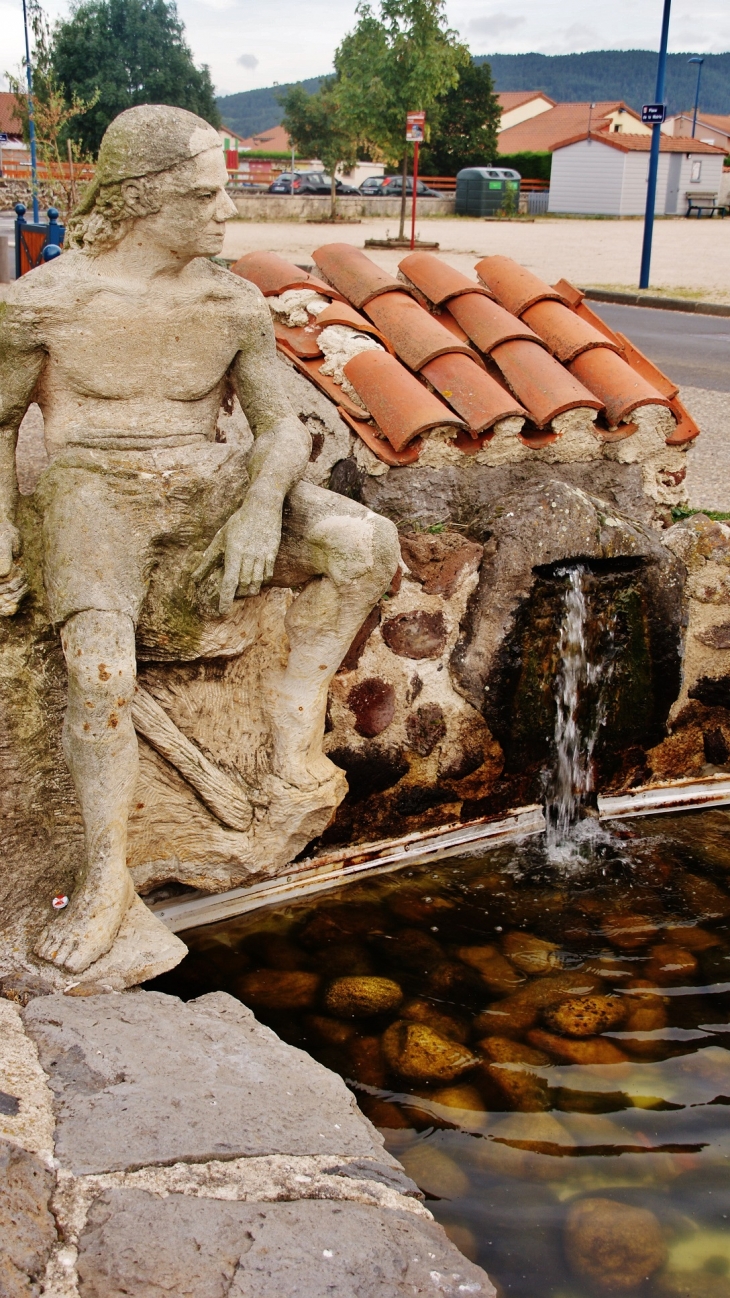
[418, 61, 500, 175]
[335, 0, 469, 236]
[280, 79, 359, 220]
[50, 0, 220, 156]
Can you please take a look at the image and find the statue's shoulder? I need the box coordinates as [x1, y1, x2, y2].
[3, 249, 90, 319]
[195, 258, 269, 322]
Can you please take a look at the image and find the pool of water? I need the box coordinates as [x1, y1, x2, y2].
[152, 809, 730, 1298]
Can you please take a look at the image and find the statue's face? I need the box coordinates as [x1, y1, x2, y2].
[122, 146, 237, 260]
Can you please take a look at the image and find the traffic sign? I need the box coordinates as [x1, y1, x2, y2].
[641, 103, 666, 124]
[406, 111, 425, 142]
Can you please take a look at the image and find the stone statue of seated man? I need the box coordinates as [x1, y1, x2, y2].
[0, 105, 399, 977]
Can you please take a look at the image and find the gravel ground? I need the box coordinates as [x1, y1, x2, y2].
[221, 214, 730, 302]
[681, 386, 730, 513]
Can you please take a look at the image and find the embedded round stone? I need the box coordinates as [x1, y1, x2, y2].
[405, 703, 447, 756]
[564, 1197, 666, 1293]
[235, 970, 320, 1011]
[323, 976, 403, 1018]
[601, 913, 659, 950]
[543, 995, 626, 1038]
[382, 1021, 478, 1083]
[381, 611, 447, 659]
[347, 678, 396, 737]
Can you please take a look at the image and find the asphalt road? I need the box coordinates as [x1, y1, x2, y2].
[591, 301, 730, 392]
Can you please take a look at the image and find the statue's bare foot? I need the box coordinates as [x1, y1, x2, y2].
[35, 865, 135, 974]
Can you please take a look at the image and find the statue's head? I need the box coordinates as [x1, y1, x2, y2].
[68, 104, 235, 257]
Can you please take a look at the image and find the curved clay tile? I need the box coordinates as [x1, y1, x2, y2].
[437, 310, 471, 344]
[364, 292, 477, 371]
[522, 299, 621, 363]
[398, 252, 492, 305]
[421, 352, 526, 434]
[280, 353, 367, 419]
[312, 243, 406, 308]
[612, 332, 679, 399]
[568, 348, 671, 426]
[573, 300, 624, 345]
[340, 410, 423, 466]
[475, 255, 563, 316]
[273, 321, 323, 359]
[491, 339, 603, 427]
[343, 350, 465, 451]
[314, 301, 394, 353]
[448, 292, 545, 354]
[666, 396, 700, 445]
[231, 250, 342, 300]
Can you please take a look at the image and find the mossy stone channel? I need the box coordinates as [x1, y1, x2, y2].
[151, 810, 730, 1297]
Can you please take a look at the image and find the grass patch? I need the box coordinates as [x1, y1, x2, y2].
[671, 506, 730, 523]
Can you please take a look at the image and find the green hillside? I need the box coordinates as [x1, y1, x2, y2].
[216, 50, 730, 138]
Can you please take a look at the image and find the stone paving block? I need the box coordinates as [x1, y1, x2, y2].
[23, 990, 391, 1175]
[0, 1138, 57, 1298]
[77, 1188, 494, 1298]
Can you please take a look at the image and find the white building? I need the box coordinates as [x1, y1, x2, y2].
[548, 132, 726, 216]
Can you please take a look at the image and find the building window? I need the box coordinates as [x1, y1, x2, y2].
[614, 124, 621, 132]
[691, 160, 702, 183]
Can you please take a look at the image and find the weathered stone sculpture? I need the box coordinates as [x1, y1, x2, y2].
[0, 105, 398, 986]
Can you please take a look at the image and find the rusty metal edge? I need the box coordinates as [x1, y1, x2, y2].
[598, 775, 730, 820]
[146, 804, 546, 932]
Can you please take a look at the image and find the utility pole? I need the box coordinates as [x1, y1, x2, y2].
[639, 0, 672, 290]
[688, 57, 704, 137]
[21, 0, 40, 223]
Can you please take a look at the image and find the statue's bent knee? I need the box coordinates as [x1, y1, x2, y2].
[310, 512, 399, 591]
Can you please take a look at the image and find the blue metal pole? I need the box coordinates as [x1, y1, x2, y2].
[639, 0, 672, 289]
[689, 57, 704, 138]
[21, 0, 40, 223]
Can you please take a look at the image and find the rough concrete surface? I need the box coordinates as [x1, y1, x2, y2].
[0, 1138, 58, 1298]
[681, 387, 730, 512]
[0, 998, 55, 1159]
[76, 1191, 489, 1297]
[22, 990, 391, 1175]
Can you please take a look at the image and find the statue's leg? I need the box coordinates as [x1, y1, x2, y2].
[264, 483, 400, 789]
[35, 609, 137, 973]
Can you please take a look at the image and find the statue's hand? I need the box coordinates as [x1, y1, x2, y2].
[193, 499, 282, 615]
[0, 522, 28, 617]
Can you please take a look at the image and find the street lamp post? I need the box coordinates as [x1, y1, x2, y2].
[688, 57, 705, 138]
[639, 0, 672, 290]
[21, 0, 40, 223]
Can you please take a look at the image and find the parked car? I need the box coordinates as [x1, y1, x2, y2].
[365, 176, 442, 197]
[268, 171, 359, 195]
[359, 175, 387, 194]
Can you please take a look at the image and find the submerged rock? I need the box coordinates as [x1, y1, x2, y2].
[324, 976, 403, 1018]
[644, 945, 699, 985]
[428, 1084, 486, 1113]
[478, 1112, 573, 1179]
[235, 970, 321, 1011]
[502, 932, 562, 975]
[564, 1196, 666, 1293]
[304, 1015, 356, 1046]
[456, 945, 525, 994]
[543, 995, 627, 1037]
[382, 1022, 479, 1084]
[347, 1035, 387, 1088]
[478, 1034, 552, 1111]
[400, 999, 470, 1043]
[527, 1028, 629, 1065]
[398, 1143, 470, 1200]
[602, 913, 660, 950]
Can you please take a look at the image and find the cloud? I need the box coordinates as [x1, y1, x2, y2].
[236, 53, 259, 69]
[469, 11, 526, 38]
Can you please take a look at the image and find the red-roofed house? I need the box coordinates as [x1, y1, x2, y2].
[548, 131, 726, 215]
[663, 111, 730, 153]
[497, 91, 555, 134]
[497, 100, 651, 154]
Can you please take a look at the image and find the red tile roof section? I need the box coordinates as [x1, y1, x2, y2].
[421, 353, 527, 434]
[522, 299, 621, 362]
[0, 92, 22, 136]
[340, 411, 424, 465]
[343, 351, 465, 451]
[273, 321, 323, 358]
[312, 243, 407, 308]
[612, 332, 679, 399]
[448, 292, 546, 354]
[568, 348, 671, 425]
[497, 91, 556, 112]
[231, 250, 342, 300]
[557, 132, 726, 154]
[398, 252, 492, 305]
[666, 397, 700, 446]
[572, 300, 625, 345]
[475, 255, 564, 316]
[314, 301, 394, 352]
[282, 354, 367, 419]
[492, 340, 603, 427]
[496, 101, 642, 154]
[364, 292, 477, 371]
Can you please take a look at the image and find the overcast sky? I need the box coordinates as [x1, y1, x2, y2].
[2, 0, 728, 98]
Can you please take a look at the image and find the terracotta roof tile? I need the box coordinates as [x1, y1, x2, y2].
[491, 339, 603, 427]
[343, 351, 465, 451]
[312, 243, 406, 308]
[398, 252, 491, 305]
[273, 321, 323, 358]
[565, 132, 726, 154]
[572, 300, 624, 345]
[552, 278, 584, 307]
[666, 396, 700, 445]
[568, 348, 671, 425]
[231, 250, 342, 300]
[522, 299, 621, 362]
[498, 90, 556, 112]
[496, 101, 643, 154]
[281, 353, 366, 419]
[340, 410, 424, 465]
[475, 255, 564, 316]
[0, 91, 22, 135]
[436, 310, 471, 344]
[364, 291, 477, 371]
[314, 301, 394, 351]
[421, 353, 527, 434]
[448, 292, 546, 354]
[612, 331, 679, 400]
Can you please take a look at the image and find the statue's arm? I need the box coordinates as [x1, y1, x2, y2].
[0, 310, 45, 582]
[195, 288, 311, 612]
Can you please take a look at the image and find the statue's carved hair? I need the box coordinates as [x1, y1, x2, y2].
[67, 174, 163, 252]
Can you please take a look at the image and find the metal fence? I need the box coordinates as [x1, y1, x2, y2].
[527, 190, 550, 215]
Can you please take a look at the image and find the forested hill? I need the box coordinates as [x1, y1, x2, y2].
[475, 51, 730, 116]
[216, 50, 729, 137]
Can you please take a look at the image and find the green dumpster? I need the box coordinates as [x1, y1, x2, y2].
[455, 167, 521, 216]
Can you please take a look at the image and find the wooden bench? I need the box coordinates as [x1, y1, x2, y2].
[685, 190, 727, 218]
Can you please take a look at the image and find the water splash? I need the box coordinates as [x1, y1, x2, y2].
[547, 565, 613, 855]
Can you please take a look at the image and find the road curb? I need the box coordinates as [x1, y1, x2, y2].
[581, 287, 730, 317]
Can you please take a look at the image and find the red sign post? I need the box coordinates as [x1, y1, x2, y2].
[406, 111, 426, 251]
